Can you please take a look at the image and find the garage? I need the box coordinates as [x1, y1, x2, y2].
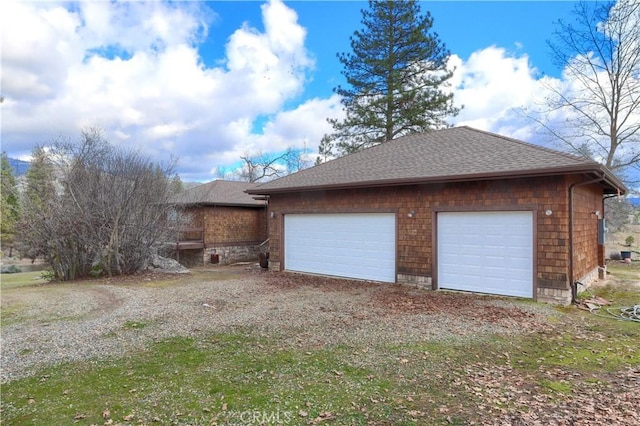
[249, 127, 626, 305]
[437, 211, 534, 298]
[284, 213, 396, 282]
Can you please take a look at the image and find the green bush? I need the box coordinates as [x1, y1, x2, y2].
[0, 264, 22, 274]
[89, 264, 104, 277]
[625, 235, 634, 246]
[39, 269, 55, 282]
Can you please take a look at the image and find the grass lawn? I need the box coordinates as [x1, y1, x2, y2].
[1, 270, 639, 425]
[0, 271, 47, 290]
[607, 259, 640, 282]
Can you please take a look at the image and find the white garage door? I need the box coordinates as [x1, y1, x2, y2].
[437, 211, 533, 298]
[284, 213, 396, 282]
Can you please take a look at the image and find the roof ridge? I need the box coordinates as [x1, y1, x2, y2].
[315, 126, 596, 166]
[186, 179, 257, 190]
[456, 126, 597, 165]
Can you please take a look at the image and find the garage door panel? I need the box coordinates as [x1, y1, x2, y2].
[438, 211, 533, 298]
[284, 213, 396, 282]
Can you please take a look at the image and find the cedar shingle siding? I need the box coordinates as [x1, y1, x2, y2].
[571, 182, 605, 284]
[201, 205, 267, 245]
[266, 176, 593, 295]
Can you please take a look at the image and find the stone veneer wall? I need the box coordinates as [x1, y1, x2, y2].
[576, 266, 601, 289]
[397, 274, 432, 289]
[177, 249, 205, 267]
[204, 243, 263, 265]
[536, 287, 572, 305]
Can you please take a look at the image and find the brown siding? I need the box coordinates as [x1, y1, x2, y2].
[185, 206, 267, 245]
[181, 208, 204, 241]
[267, 176, 579, 291]
[571, 182, 604, 282]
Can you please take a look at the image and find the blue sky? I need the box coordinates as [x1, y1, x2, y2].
[0, 1, 615, 182]
[208, 1, 576, 105]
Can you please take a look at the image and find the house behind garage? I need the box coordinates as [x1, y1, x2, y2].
[248, 127, 626, 305]
[170, 180, 268, 265]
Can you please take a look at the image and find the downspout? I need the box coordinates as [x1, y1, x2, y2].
[211, 204, 216, 262]
[262, 195, 270, 268]
[264, 195, 270, 246]
[568, 174, 605, 303]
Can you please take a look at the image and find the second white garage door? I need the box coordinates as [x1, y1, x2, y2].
[284, 213, 396, 282]
[437, 211, 534, 298]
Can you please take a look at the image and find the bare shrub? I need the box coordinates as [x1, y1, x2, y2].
[19, 128, 187, 280]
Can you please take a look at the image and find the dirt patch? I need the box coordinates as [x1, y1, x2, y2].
[263, 270, 381, 292]
[371, 288, 538, 321]
[265, 271, 539, 317]
[1, 282, 126, 325]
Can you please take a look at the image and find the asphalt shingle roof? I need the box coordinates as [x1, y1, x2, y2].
[249, 126, 625, 194]
[171, 180, 265, 207]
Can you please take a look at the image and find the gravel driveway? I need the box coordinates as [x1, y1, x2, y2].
[1, 265, 557, 384]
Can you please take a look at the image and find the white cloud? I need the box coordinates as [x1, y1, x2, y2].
[6, 1, 630, 184]
[448, 43, 639, 188]
[449, 46, 542, 137]
[193, 95, 343, 177]
[259, 95, 342, 151]
[1, 0, 329, 181]
[1, 1, 81, 100]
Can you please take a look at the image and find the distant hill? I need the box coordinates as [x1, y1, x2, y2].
[182, 181, 203, 190]
[7, 158, 30, 176]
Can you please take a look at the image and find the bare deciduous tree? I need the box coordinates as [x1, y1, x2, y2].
[530, 0, 640, 187]
[216, 147, 311, 183]
[242, 147, 312, 182]
[19, 128, 186, 280]
[283, 146, 312, 176]
[239, 150, 285, 183]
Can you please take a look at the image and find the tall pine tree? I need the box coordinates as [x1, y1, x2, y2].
[23, 146, 56, 209]
[19, 146, 57, 261]
[0, 152, 20, 255]
[320, 0, 459, 158]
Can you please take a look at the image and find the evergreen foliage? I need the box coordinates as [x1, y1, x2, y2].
[1, 152, 20, 254]
[320, 0, 460, 158]
[23, 147, 56, 209]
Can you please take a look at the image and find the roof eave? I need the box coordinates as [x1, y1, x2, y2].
[594, 166, 627, 195]
[172, 201, 266, 208]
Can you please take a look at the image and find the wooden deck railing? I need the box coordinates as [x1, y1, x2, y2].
[173, 227, 205, 250]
